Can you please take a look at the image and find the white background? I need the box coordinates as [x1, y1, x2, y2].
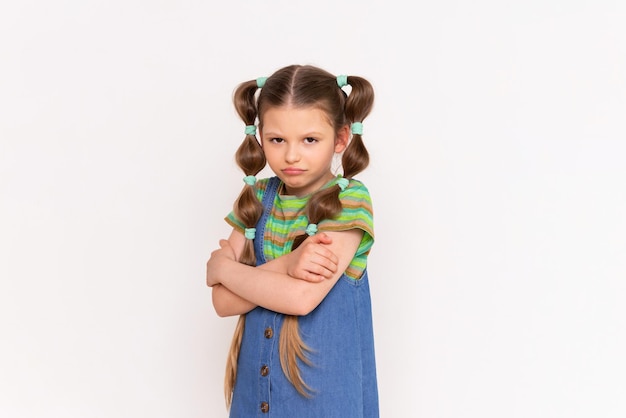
[1, 1, 625, 417]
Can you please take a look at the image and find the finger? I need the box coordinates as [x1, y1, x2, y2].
[314, 252, 339, 272]
[307, 256, 337, 277]
[312, 246, 339, 266]
[311, 267, 334, 279]
[301, 272, 325, 283]
[219, 239, 230, 248]
[309, 232, 333, 245]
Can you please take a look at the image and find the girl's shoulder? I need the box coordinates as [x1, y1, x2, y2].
[251, 177, 273, 201]
[321, 176, 375, 246]
[340, 177, 372, 204]
[344, 177, 369, 190]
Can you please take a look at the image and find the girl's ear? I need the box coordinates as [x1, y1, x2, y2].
[334, 124, 350, 153]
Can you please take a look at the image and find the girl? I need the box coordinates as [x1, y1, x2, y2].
[206, 64, 378, 417]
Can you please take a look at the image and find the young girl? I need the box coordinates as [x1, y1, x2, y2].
[206, 64, 378, 417]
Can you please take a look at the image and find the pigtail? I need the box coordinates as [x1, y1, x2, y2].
[279, 316, 314, 397]
[278, 186, 341, 397]
[224, 315, 244, 408]
[233, 80, 266, 266]
[282, 74, 375, 398]
[225, 80, 266, 409]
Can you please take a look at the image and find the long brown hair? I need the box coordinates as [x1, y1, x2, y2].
[224, 65, 374, 408]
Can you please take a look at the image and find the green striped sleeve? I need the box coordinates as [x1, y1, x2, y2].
[319, 178, 375, 259]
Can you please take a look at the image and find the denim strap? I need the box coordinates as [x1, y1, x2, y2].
[253, 176, 281, 266]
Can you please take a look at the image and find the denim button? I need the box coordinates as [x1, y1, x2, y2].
[264, 327, 273, 338]
[260, 365, 269, 376]
[260, 402, 269, 413]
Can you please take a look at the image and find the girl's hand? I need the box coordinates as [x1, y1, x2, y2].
[206, 239, 236, 287]
[286, 233, 339, 282]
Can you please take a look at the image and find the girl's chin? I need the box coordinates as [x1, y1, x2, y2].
[280, 177, 334, 197]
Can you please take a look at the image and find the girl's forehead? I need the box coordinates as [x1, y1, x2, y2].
[261, 105, 333, 126]
[260, 106, 335, 135]
[263, 106, 327, 121]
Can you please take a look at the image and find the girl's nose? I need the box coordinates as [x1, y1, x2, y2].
[285, 144, 301, 163]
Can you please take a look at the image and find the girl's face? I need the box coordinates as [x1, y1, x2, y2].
[260, 105, 348, 197]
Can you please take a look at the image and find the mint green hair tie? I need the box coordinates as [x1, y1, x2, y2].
[244, 227, 256, 240]
[336, 75, 348, 88]
[245, 125, 257, 135]
[351, 122, 363, 135]
[336, 176, 349, 191]
[305, 223, 318, 236]
[256, 77, 267, 88]
[243, 175, 256, 186]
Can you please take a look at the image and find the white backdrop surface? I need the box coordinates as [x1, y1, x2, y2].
[1, 1, 625, 417]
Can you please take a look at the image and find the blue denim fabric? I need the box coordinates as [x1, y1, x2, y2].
[229, 177, 379, 417]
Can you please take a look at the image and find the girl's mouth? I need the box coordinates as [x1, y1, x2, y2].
[282, 168, 305, 175]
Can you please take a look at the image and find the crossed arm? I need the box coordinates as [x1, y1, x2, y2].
[207, 228, 363, 317]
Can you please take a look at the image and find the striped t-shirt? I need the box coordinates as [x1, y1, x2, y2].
[225, 176, 374, 280]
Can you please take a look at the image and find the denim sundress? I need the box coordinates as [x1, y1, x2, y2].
[229, 177, 379, 418]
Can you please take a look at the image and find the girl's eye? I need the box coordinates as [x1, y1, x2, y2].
[270, 137, 284, 143]
[304, 137, 318, 144]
